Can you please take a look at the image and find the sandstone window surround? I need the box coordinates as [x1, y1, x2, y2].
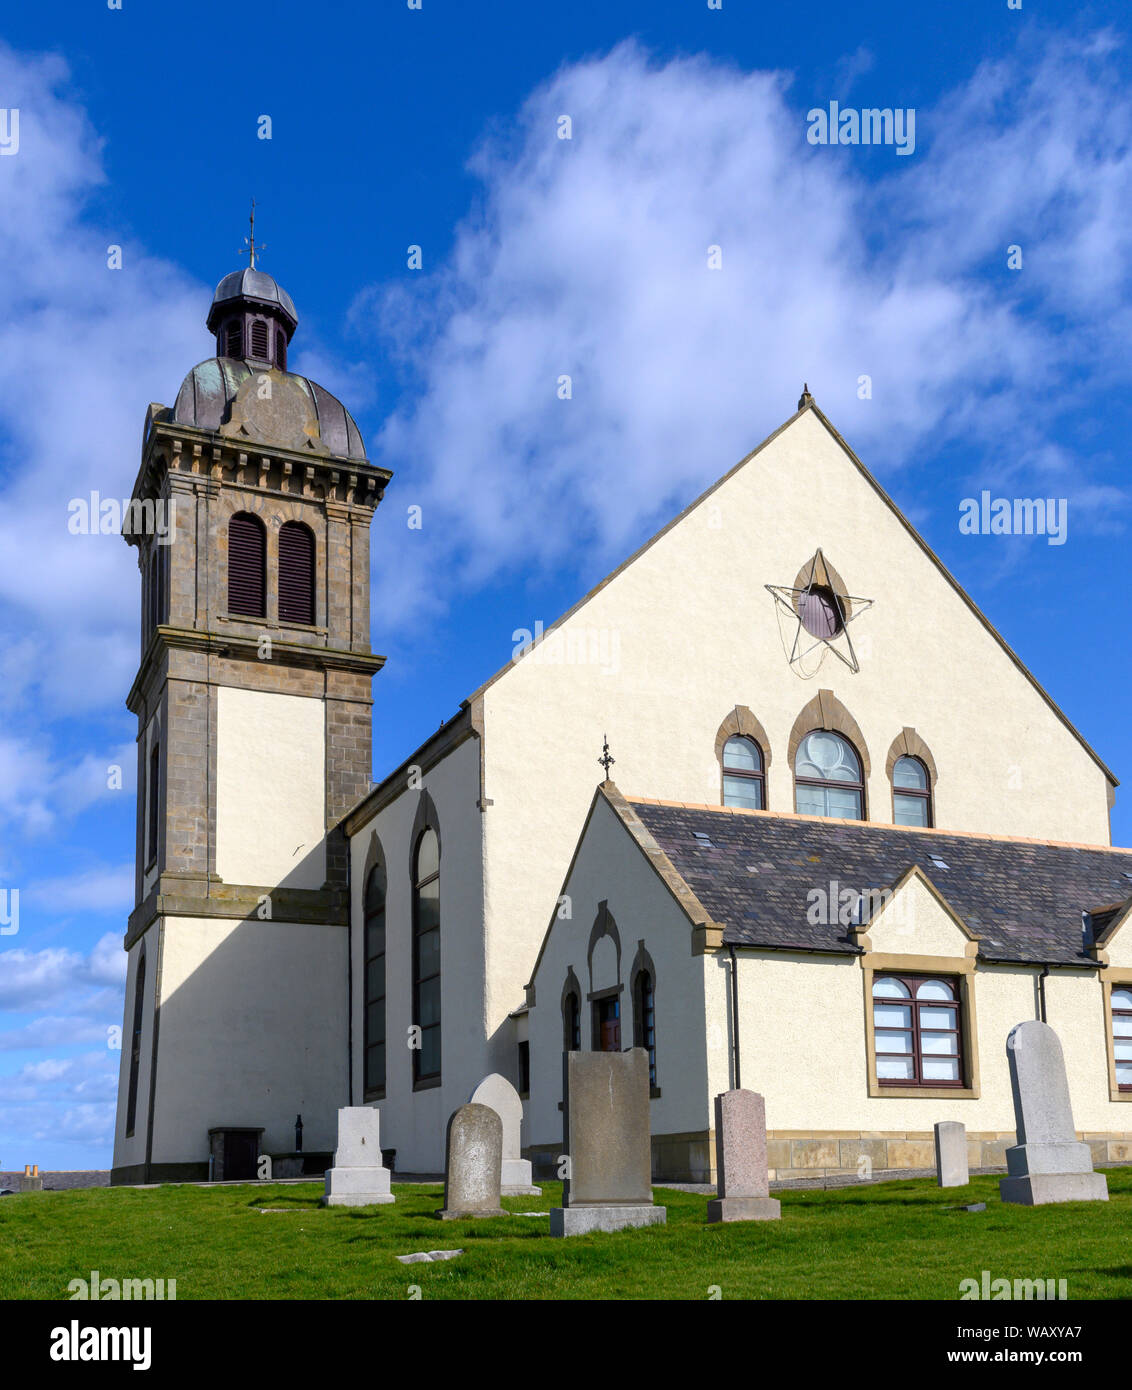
[714, 706, 772, 810]
[886, 728, 939, 828]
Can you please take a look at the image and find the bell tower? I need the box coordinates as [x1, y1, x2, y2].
[112, 261, 390, 1184]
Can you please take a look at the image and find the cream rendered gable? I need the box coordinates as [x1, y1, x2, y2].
[862, 867, 979, 961]
[523, 790, 714, 1169]
[477, 404, 1114, 1054]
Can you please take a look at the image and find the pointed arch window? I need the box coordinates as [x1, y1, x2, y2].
[564, 989, 581, 1052]
[412, 828, 441, 1085]
[278, 521, 315, 625]
[893, 755, 932, 827]
[794, 730, 864, 820]
[634, 969, 657, 1088]
[363, 852, 387, 1097]
[722, 736, 765, 809]
[227, 512, 266, 618]
[125, 946, 146, 1138]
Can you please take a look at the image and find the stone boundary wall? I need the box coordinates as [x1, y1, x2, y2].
[0, 1170, 111, 1191]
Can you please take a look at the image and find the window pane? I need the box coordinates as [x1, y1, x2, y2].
[824, 786, 862, 819]
[919, 1006, 958, 1029]
[416, 828, 439, 881]
[922, 1057, 960, 1081]
[875, 1029, 912, 1053]
[416, 881, 439, 935]
[419, 1025, 441, 1076]
[798, 731, 857, 779]
[366, 999, 384, 1042]
[418, 975, 441, 1026]
[365, 916, 385, 959]
[894, 756, 927, 790]
[1117, 1062, 1132, 1084]
[873, 977, 911, 999]
[877, 1056, 914, 1080]
[894, 793, 929, 827]
[1114, 1039, 1132, 1061]
[723, 737, 761, 772]
[365, 958, 384, 999]
[873, 1003, 912, 1029]
[795, 784, 826, 816]
[365, 1042, 385, 1089]
[365, 863, 386, 912]
[916, 979, 955, 1001]
[1112, 988, 1132, 1010]
[723, 774, 763, 810]
[1113, 1016, 1132, 1037]
[920, 1032, 958, 1056]
[417, 927, 440, 978]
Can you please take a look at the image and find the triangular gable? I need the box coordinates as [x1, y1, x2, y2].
[467, 399, 1115, 787]
[855, 863, 981, 960]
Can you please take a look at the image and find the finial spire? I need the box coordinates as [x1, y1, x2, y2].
[239, 198, 266, 270]
[797, 382, 814, 410]
[598, 734, 616, 781]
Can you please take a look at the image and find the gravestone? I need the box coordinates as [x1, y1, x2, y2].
[998, 1020, 1108, 1206]
[437, 1103, 508, 1220]
[321, 1107, 395, 1207]
[934, 1121, 969, 1188]
[469, 1073, 541, 1195]
[707, 1089, 780, 1222]
[549, 1048, 666, 1236]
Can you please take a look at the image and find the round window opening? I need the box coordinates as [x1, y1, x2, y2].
[798, 584, 844, 639]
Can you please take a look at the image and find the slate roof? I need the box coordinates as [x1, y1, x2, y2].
[627, 799, 1132, 966]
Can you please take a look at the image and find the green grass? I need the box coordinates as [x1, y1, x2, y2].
[2, 1171, 1131, 1300]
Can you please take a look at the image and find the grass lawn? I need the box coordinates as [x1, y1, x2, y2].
[2, 1170, 1130, 1300]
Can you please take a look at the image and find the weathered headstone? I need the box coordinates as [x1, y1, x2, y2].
[999, 1020, 1108, 1206]
[469, 1072, 541, 1195]
[549, 1048, 666, 1236]
[934, 1121, 969, 1188]
[321, 1107, 395, 1207]
[707, 1089, 780, 1222]
[437, 1103, 508, 1220]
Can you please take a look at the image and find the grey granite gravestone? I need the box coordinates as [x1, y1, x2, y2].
[998, 1020, 1108, 1206]
[934, 1121, 969, 1188]
[321, 1107, 395, 1207]
[470, 1073, 541, 1195]
[549, 1048, 666, 1236]
[437, 1103, 508, 1220]
[707, 1089, 780, 1222]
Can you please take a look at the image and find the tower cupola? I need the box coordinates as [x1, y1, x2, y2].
[206, 266, 298, 371]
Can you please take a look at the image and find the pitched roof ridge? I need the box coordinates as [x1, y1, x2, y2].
[624, 795, 1132, 856]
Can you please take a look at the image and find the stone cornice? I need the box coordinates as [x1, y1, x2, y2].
[125, 415, 392, 545]
[126, 625, 384, 713]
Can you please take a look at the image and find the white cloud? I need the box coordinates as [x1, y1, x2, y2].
[0, 931, 125, 1011]
[359, 32, 1132, 635]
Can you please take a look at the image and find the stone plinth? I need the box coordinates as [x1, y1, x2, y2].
[550, 1049, 666, 1237]
[998, 1021, 1108, 1207]
[470, 1073, 541, 1195]
[934, 1121, 969, 1188]
[321, 1107, 394, 1207]
[706, 1090, 780, 1223]
[437, 1103, 508, 1220]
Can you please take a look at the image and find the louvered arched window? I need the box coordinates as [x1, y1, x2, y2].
[250, 318, 269, 359]
[364, 852, 387, 1097]
[275, 328, 287, 371]
[227, 512, 266, 618]
[412, 828, 441, 1084]
[278, 521, 315, 625]
[224, 319, 242, 358]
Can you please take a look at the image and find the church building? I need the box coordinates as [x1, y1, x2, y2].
[112, 265, 1132, 1186]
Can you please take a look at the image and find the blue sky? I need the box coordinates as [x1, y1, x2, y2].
[0, 1, 1129, 1170]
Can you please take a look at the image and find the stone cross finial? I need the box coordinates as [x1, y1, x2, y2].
[598, 734, 615, 779]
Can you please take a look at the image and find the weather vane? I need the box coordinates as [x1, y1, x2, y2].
[239, 198, 265, 269]
[598, 734, 615, 779]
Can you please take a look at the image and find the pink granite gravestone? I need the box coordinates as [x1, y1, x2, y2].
[707, 1089, 780, 1223]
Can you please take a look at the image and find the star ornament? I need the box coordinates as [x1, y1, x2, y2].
[765, 549, 874, 673]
